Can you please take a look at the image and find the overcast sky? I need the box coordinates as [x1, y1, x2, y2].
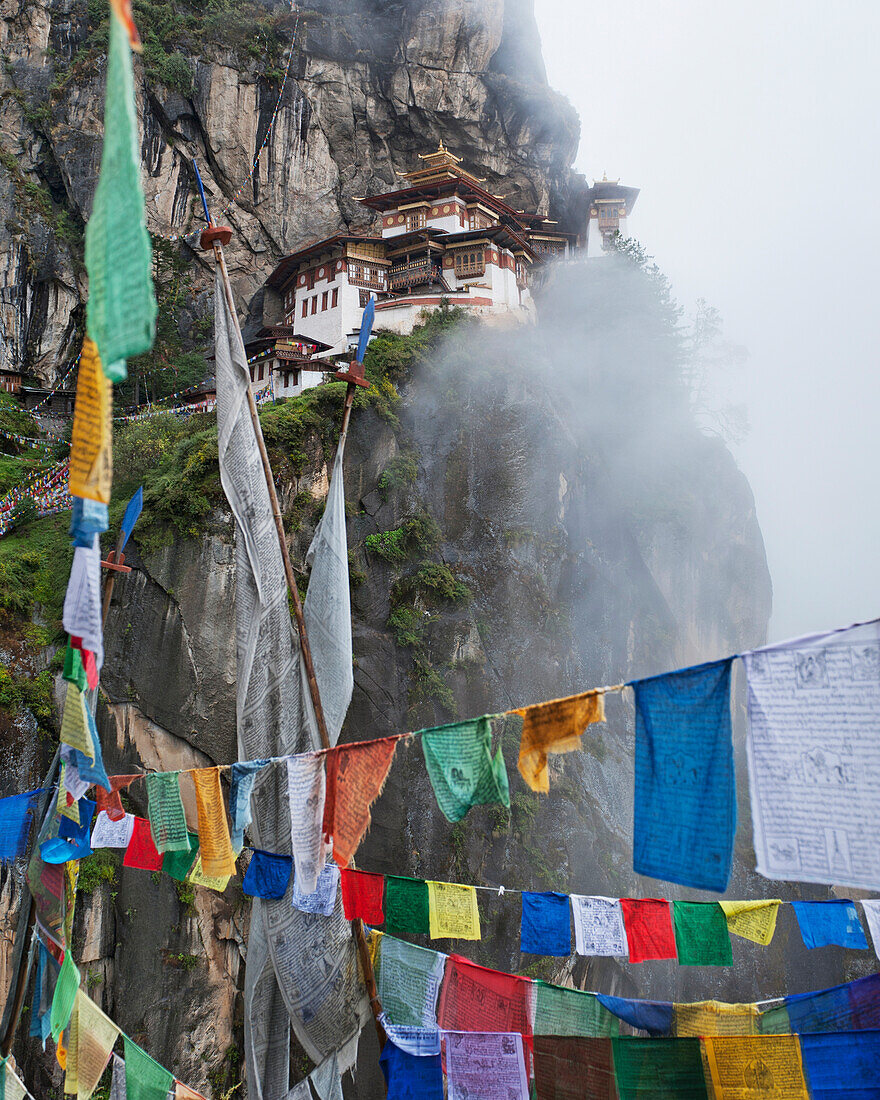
[533, 0, 880, 640]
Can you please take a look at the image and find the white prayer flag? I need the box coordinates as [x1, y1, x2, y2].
[443, 1032, 529, 1100]
[570, 895, 629, 957]
[860, 900, 880, 954]
[91, 811, 136, 849]
[286, 754, 327, 897]
[62, 537, 104, 670]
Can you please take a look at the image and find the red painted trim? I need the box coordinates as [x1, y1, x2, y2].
[375, 296, 493, 309]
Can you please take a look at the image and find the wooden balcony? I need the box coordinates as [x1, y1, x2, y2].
[389, 261, 441, 291]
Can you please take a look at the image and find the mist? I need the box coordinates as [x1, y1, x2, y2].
[533, 0, 880, 640]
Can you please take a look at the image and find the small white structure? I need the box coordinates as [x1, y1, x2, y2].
[585, 175, 640, 257]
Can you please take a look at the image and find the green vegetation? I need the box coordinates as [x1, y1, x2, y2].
[0, 665, 55, 736]
[378, 452, 418, 498]
[77, 849, 119, 894]
[175, 880, 196, 909]
[168, 951, 200, 971]
[0, 513, 72, 628]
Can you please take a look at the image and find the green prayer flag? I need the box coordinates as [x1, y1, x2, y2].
[50, 950, 79, 1042]
[384, 876, 430, 937]
[420, 716, 510, 823]
[63, 642, 88, 694]
[612, 1037, 708, 1099]
[376, 935, 446, 1028]
[162, 832, 200, 881]
[123, 1035, 174, 1100]
[672, 902, 733, 966]
[84, 9, 156, 382]
[145, 772, 191, 853]
[758, 1004, 791, 1034]
[534, 980, 620, 1038]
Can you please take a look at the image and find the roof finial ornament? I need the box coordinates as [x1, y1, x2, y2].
[438, 138, 447, 153]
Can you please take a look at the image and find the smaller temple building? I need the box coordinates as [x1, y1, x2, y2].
[264, 143, 576, 358]
[585, 175, 640, 256]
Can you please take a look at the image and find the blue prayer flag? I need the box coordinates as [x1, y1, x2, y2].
[229, 759, 269, 853]
[356, 296, 375, 364]
[59, 798, 96, 843]
[64, 708, 109, 791]
[69, 496, 109, 547]
[29, 941, 52, 1044]
[520, 891, 572, 956]
[784, 973, 880, 1033]
[801, 1031, 880, 1099]
[791, 900, 869, 950]
[292, 861, 340, 916]
[632, 657, 735, 892]
[242, 849, 292, 899]
[0, 788, 44, 863]
[379, 1039, 443, 1100]
[597, 994, 674, 1036]
[120, 486, 143, 549]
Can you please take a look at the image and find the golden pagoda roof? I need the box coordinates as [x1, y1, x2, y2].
[401, 140, 486, 187]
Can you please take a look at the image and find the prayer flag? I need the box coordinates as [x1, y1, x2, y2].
[757, 1004, 791, 1034]
[672, 902, 733, 966]
[59, 798, 96, 844]
[84, 6, 156, 381]
[702, 1035, 808, 1098]
[520, 891, 571, 956]
[800, 1031, 880, 1098]
[30, 941, 53, 1045]
[860, 899, 880, 951]
[379, 1039, 443, 1100]
[534, 981, 620, 1038]
[109, 1055, 126, 1100]
[242, 850, 292, 900]
[0, 788, 42, 862]
[286, 754, 328, 896]
[192, 767, 236, 878]
[673, 1000, 759, 1036]
[611, 1037, 707, 1098]
[322, 736, 399, 868]
[145, 772, 191, 854]
[120, 486, 143, 549]
[444, 1031, 529, 1100]
[122, 817, 162, 871]
[70, 496, 109, 549]
[63, 640, 88, 694]
[384, 875, 430, 936]
[719, 899, 781, 945]
[340, 868, 385, 924]
[438, 955, 534, 1038]
[69, 338, 112, 503]
[96, 775, 140, 822]
[51, 950, 80, 1042]
[175, 1083, 209, 1100]
[514, 690, 606, 794]
[70, 990, 120, 1099]
[68, 707, 109, 792]
[619, 898, 677, 962]
[61, 682, 93, 760]
[533, 1036, 618, 1100]
[596, 996, 674, 1037]
[571, 896, 628, 957]
[356, 295, 375, 364]
[743, 620, 880, 891]
[186, 854, 231, 892]
[123, 1036, 173, 1100]
[376, 934, 445, 1028]
[427, 881, 480, 940]
[632, 658, 735, 892]
[162, 832, 199, 881]
[783, 972, 880, 1033]
[791, 899, 869, 949]
[3, 1062, 28, 1100]
[309, 1051, 344, 1100]
[378, 1018, 440, 1057]
[420, 716, 510, 822]
[91, 811, 136, 849]
[229, 759, 269, 854]
[291, 861, 339, 916]
[63, 539, 104, 671]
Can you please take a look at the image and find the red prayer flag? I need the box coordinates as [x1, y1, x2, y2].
[69, 637, 99, 689]
[322, 736, 400, 867]
[96, 774, 140, 819]
[123, 816, 163, 871]
[438, 954, 534, 1038]
[340, 868, 385, 924]
[620, 898, 677, 963]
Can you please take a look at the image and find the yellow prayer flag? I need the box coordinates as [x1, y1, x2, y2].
[513, 690, 607, 793]
[64, 996, 79, 1095]
[69, 338, 113, 504]
[427, 881, 481, 940]
[674, 1000, 759, 1037]
[185, 854, 231, 892]
[64, 862, 79, 946]
[61, 682, 94, 761]
[368, 928, 383, 971]
[719, 900, 782, 945]
[72, 991, 119, 1099]
[702, 1035, 808, 1098]
[191, 768, 237, 879]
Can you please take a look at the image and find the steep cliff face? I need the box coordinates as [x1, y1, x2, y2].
[0, 0, 582, 380]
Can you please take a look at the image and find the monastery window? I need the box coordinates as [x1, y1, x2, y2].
[302, 299, 308, 318]
[359, 289, 373, 308]
[322, 291, 328, 311]
[406, 210, 426, 231]
[311, 296, 318, 315]
[454, 249, 485, 278]
[332, 288, 339, 308]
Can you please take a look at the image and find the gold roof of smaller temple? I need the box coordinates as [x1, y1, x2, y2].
[401, 140, 487, 187]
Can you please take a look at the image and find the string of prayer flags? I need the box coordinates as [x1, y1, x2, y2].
[286, 753, 327, 896]
[90, 810, 136, 849]
[67, 991, 120, 1099]
[62, 539, 103, 670]
[673, 1001, 760, 1037]
[122, 817, 162, 872]
[69, 338, 112, 503]
[51, 950, 80, 1043]
[719, 899, 781, 945]
[860, 898, 880, 950]
[291, 861, 340, 917]
[444, 1031, 529, 1100]
[800, 1031, 880, 1098]
[322, 735, 399, 868]
[533, 1036, 617, 1100]
[427, 881, 480, 940]
[672, 902, 733, 966]
[379, 1039, 443, 1100]
[340, 868, 385, 924]
[611, 1037, 708, 1099]
[161, 832, 199, 882]
[791, 899, 869, 950]
[0, 789, 43, 862]
[520, 891, 572, 956]
[571, 895, 628, 957]
[61, 683, 93, 761]
[702, 1035, 808, 1099]
[384, 875, 430, 937]
[95, 774, 140, 822]
[533, 981, 620, 1038]
[743, 620, 880, 892]
[191, 767, 236, 878]
[242, 850, 292, 900]
[375, 935, 446, 1029]
[229, 758, 269, 854]
[632, 658, 735, 892]
[597, 995, 674, 1037]
[123, 1036, 174, 1100]
[619, 898, 677, 962]
[437, 955, 534, 1038]
[84, 0, 156, 382]
[420, 716, 509, 822]
[514, 689, 607, 794]
[144, 772, 191, 854]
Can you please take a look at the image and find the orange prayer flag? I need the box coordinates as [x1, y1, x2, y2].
[322, 736, 400, 867]
[192, 767, 237, 878]
[514, 689, 607, 793]
[109, 0, 142, 50]
[176, 1081, 210, 1100]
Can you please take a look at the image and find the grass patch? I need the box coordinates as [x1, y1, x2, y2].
[77, 849, 119, 894]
